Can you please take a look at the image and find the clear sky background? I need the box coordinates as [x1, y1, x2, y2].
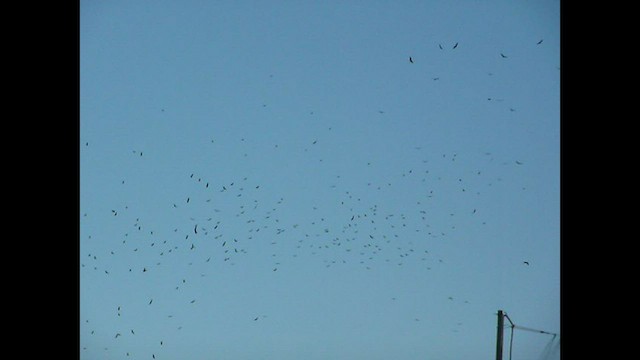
[80, 1, 560, 359]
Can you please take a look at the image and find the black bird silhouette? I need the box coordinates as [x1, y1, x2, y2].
[523, 261, 530, 265]
[537, 39, 543, 45]
[500, 53, 508, 58]
[148, 299, 153, 305]
[409, 56, 414, 63]
[194, 224, 198, 234]
[452, 42, 458, 49]
[438, 44, 443, 50]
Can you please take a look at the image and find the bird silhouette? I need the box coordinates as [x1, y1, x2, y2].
[452, 42, 458, 49]
[537, 39, 544, 45]
[523, 261, 530, 265]
[409, 56, 414, 63]
[500, 53, 508, 58]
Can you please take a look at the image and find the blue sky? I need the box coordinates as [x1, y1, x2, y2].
[80, 1, 560, 359]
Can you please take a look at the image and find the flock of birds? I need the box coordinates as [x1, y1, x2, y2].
[81, 39, 548, 358]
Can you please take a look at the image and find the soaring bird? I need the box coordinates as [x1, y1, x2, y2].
[537, 39, 544, 45]
[500, 53, 508, 58]
[523, 261, 530, 266]
[409, 56, 414, 63]
[194, 224, 198, 234]
[438, 44, 443, 50]
[452, 42, 458, 49]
